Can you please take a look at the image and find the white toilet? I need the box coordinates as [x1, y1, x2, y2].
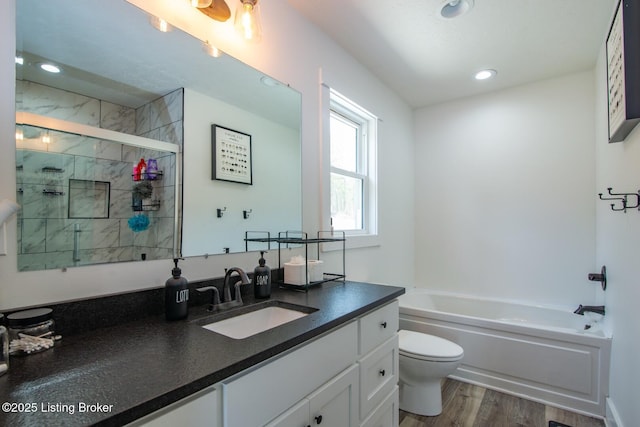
[398, 329, 464, 416]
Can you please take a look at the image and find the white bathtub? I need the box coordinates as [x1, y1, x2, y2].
[398, 289, 611, 417]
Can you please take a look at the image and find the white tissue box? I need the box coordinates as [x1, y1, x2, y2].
[284, 260, 324, 285]
[284, 263, 306, 285]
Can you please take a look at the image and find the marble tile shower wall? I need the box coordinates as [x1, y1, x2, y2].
[15, 81, 183, 270]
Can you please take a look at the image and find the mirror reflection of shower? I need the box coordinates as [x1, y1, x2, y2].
[15, 117, 178, 271]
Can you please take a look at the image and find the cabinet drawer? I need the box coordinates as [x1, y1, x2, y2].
[223, 321, 358, 427]
[360, 386, 399, 427]
[359, 300, 398, 356]
[358, 335, 398, 419]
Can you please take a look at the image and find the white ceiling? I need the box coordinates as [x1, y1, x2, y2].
[288, 0, 616, 108]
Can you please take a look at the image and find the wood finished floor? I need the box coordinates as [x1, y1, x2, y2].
[399, 379, 605, 427]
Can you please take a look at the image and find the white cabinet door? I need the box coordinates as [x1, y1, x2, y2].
[265, 399, 310, 427]
[224, 322, 358, 427]
[308, 365, 359, 427]
[126, 386, 219, 427]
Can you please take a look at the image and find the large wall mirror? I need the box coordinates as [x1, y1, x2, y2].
[15, 0, 302, 271]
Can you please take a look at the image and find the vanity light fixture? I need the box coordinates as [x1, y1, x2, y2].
[235, 0, 262, 42]
[149, 15, 172, 33]
[190, 0, 213, 8]
[474, 69, 497, 80]
[39, 63, 61, 74]
[41, 131, 52, 144]
[440, 0, 474, 19]
[197, 1, 231, 22]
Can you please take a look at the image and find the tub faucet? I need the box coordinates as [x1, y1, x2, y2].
[574, 305, 605, 316]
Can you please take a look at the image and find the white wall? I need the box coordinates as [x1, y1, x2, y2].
[182, 88, 301, 256]
[413, 71, 597, 307]
[594, 27, 640, 427]
[0, 0, 415, 309]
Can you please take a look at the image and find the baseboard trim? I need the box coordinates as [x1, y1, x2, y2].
[605, 397, 623, 427]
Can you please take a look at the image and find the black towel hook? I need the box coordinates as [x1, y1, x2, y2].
[598, 187, 640, 213]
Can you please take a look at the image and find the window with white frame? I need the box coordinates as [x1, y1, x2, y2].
[328, 90, 377, 238]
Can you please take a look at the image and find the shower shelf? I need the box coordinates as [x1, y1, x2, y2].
[132, 171, 163, 181]
[42, 189, 64, 196]
[132, 200, 161, 212]
[42, 167, 65, 173]
[244, 230, 346, 291]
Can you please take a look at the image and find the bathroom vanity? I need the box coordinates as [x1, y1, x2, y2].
[0, 281, 404, 426]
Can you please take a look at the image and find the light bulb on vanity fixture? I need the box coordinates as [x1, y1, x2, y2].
[41, 130, 51, 145]
[235, 0, 262, 42]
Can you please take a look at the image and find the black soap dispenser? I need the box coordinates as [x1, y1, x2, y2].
[165, 258, 189, 320]
[254, 251, 271, 299]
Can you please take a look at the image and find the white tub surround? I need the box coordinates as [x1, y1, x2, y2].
[398, 289, 611, 418]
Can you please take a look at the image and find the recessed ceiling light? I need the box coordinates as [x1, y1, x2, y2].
[440, 0, 474, 19]
[475, 69, 497, 80]
[39, 63, 61, 73]
[15, 56, 24, 65]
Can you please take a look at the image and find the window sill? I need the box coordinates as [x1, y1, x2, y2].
[322, 233, 380, 252]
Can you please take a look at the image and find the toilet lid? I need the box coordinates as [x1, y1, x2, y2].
[399, 330, 464, 362]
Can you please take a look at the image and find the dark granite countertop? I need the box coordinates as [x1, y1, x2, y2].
[0, 281, 404, 426]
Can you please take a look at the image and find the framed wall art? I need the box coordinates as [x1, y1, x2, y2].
[606, 0, 640, 143]
[211, 125, 253, 185]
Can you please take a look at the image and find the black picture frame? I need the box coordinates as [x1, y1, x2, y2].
[211, 124, 253, 185]
[606, 0, 640, 142]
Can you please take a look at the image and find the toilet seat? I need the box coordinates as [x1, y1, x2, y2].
[399, 330, 464, 362]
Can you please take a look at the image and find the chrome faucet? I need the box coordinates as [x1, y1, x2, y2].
[574, 305, 605, 316]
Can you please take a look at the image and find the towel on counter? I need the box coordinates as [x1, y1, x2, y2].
[0, 199, 20, 226]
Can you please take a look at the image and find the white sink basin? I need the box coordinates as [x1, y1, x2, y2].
[202, 306, 310, 339]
